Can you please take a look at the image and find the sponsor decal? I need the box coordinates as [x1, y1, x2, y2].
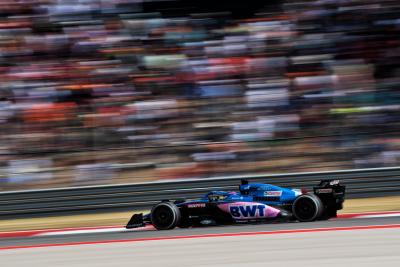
[230, 205, 265, 218]
[264, 191, 282, 197]
[187, 203, 206, 208]
[316, 188, 333, 193]
[218, 202, 281, 219]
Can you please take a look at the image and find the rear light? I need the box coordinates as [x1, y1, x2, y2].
[301, 188, 308, 194]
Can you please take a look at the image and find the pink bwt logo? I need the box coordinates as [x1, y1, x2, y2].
[218, 202, 281, 219]
[230, 205, 265, 217]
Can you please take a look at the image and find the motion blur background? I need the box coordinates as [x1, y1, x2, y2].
[0, 0, 400, 191]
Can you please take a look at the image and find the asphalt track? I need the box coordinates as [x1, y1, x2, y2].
[1, 216, 400, 266]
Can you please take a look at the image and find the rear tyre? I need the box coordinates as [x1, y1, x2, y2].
[151, 202, 181, 230]
[292, 193, 324, 222]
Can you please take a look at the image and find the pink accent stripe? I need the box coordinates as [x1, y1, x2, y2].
[1, 224, 400, 251]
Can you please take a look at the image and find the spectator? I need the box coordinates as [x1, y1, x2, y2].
[1, 0, 400, 190]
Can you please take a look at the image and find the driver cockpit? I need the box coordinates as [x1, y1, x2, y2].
[207, 191, 236, 202]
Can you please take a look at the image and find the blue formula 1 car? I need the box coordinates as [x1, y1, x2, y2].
[126, 179, 345, 230]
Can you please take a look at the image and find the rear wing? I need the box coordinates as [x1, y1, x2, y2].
[314, 179, 346, 210]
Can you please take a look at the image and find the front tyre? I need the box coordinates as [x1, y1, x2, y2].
[292, 193, 324, 222]
[151, 202, 181, 230]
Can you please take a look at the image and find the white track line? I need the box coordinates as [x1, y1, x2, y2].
[355, 213, 400, 219]
[35, 225, 154, 237]
[3, 212, 400, 238]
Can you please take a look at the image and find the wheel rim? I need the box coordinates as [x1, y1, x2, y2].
[152, 205, 175, 229]
[294, 197, 317, 221]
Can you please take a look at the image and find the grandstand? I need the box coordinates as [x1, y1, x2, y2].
[0, 0, 400, 190]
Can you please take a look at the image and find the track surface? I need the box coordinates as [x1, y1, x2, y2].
[1, 217, 400, 267]
[1, 216, 399, 248]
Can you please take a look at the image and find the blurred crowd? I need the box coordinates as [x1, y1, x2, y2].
[1, 0, 400, 191]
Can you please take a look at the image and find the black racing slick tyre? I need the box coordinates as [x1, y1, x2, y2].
[292, 193, 324, 222]
[151, 202, 181, 230]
